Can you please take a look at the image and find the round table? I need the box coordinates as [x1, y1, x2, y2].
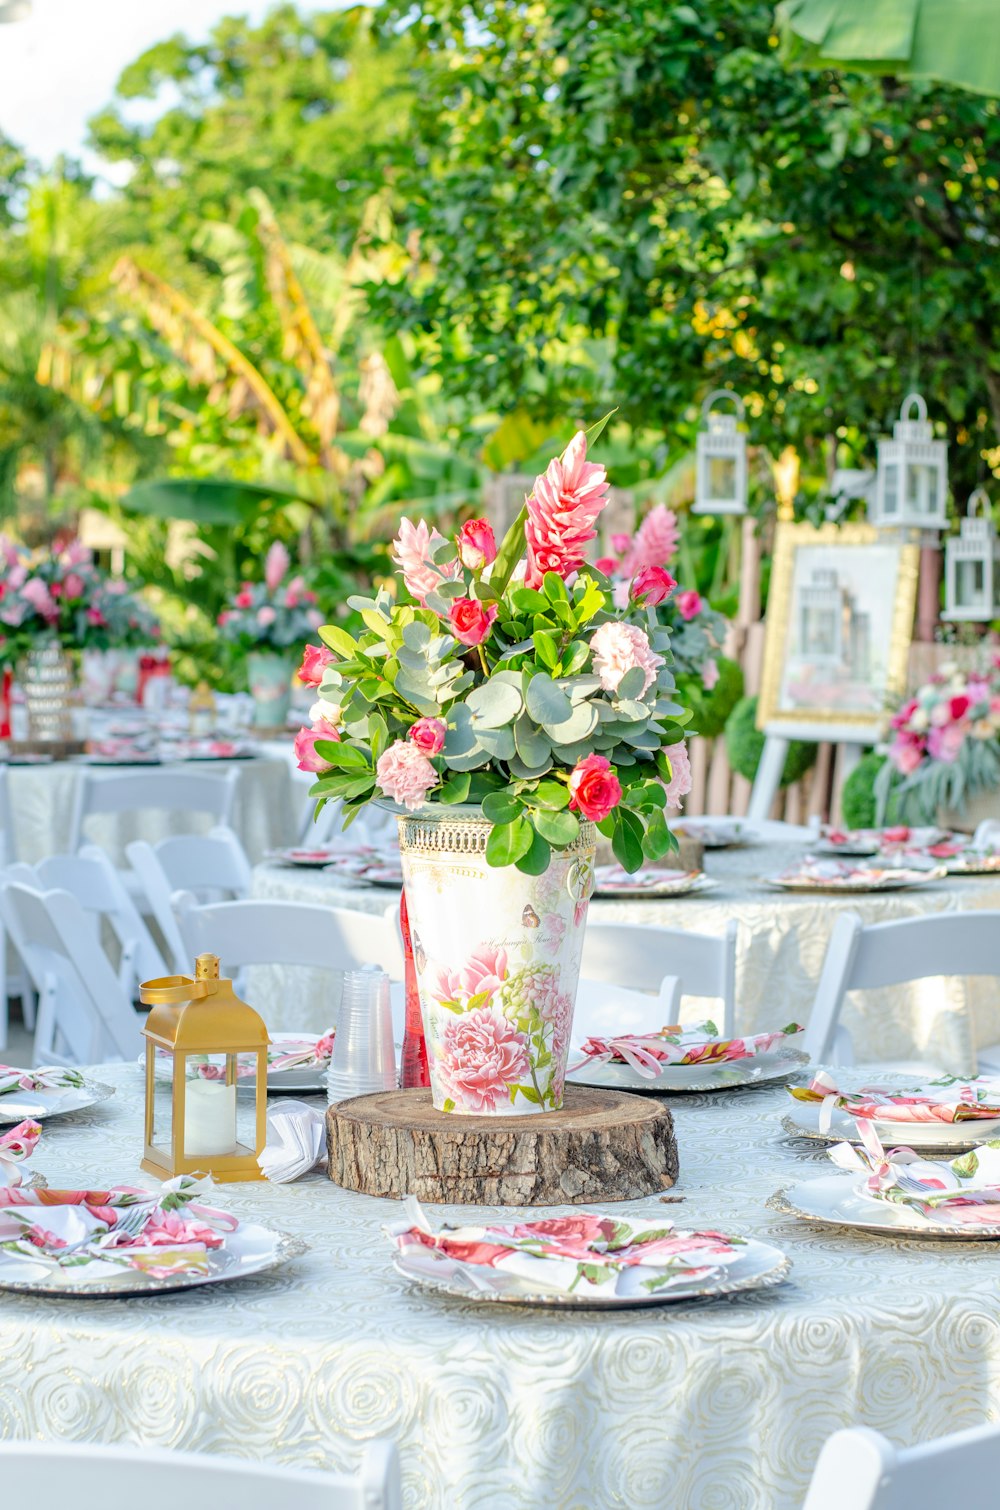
[252, 846, 1000, 1075]
[2, 1063, 998, 1508]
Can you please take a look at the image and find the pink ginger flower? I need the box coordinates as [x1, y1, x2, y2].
[663, 742, 692, 807]
[264, 541, 290, 593]
[294, 718, 340, 773]
[620, 505, 680, 575]
[376, 739, 438, 810]
[590, 620, 663, 695]
[436, 1005, 530, 1113]
[456, 518, 497, 570]
[297, 644, 333, 687]
[430, 944, 509, 1008]
[524, 432, 610, 588]
[408, 716, 447, 756]
[675, 589, 703, 621]
[391, 517, 459, 604]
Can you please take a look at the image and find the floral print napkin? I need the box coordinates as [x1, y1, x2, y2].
[0, 1120, 41, 1186]
[0, 1065, 85, 1097]
[830, 1119, 1000, 1226]
[386, 1198, 747, 1299]
[789, 1070, 1000, 1126]
[571, 1021, 803, 1079]
[0, 1174, 238, 1281]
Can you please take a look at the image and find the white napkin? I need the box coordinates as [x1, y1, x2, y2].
[973, 819, 1000, 851]
[258, 1099, 326, 1183]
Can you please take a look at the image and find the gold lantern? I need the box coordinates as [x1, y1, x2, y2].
[139, 953, 270, 1183]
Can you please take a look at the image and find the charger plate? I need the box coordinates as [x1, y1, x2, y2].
[593, 867, 720, 899]
[393, 1238, 789, 1309]
[768, 1173, 1000, 1240]
[0, 1078, 115, 1126]
[0, 1223, 308, 1297]
[764, 867, 946, 894]
[569, 1047, 810, 1095]
[781, 1102, 1000, 1153]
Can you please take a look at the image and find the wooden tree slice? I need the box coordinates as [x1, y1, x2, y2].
[325, 1085, 678, 1206]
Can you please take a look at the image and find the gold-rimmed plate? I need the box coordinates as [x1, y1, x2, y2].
[0, 1078, 115, 1126]
[569, 1047, 810, 1095]
[768, 1173, 1000, 1240]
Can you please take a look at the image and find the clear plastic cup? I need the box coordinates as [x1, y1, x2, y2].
[327, 966, 397, 1104]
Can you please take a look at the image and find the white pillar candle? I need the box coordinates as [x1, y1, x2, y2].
[183, 1077, 237, 1157]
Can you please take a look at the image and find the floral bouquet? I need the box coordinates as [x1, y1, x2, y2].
[296, 424, 692, 874]
[877, 658, 1000, 823]
[0, 539, 156, 659]
[218, 542, 323, 649]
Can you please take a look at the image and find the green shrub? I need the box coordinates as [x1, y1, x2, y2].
[724, 695, 817, 788]
[682, 656, 744, 740]
[841, 751, 902, 828]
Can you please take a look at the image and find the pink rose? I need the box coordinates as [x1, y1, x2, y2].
[524, 432, 610, 588]
[590, 620, 663, 695]
[928, 723, 966, 763]
[408, 716, 447, 756]
[63, 572, 85, 599]
[676, 589, 702, 621]
[949, 694, 972, 722]
[294, 718, 341, 773]
[376, 739, 438, 810]
[456, 518, 497, 571]
[20, 577, 58, 623]
[701, 658, 720, 691]
[234, 587, 253, 609]
[663, 742, 692, 808]
[889, 732, 926, 775]
[594, 557, 618, 576]
[86, 608, 105, 627]
[630, 565, 677, 606]
[297, 644, 333, 687]
[448, 597, 497, 647]
[217, 611, 230, 626]
[567, 754, 623, 822]
[436, 1005, 530, 1112]
[264, 541, 290, 593]
[257, 605, 276, 626]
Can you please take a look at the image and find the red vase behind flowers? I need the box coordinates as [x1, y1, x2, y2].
[399, 887, 429, 1089]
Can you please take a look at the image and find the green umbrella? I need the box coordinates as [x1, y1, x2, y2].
[777, 0, 1000, 97]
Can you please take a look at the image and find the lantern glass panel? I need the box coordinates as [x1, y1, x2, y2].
[182, 1052, 238, 1157]
[958, 558, 987, 609]
[149, 1061, 173, 1155]
[905, 461, 936, 517]
[708, 454, 737, 502]
[882, 463, 899, 515]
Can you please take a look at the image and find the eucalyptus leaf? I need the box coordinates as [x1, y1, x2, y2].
[513, 714, 551, 768]
[467, 678, 523, 729]
[617, 666, 647, 700]
[525, 672, 572, 726]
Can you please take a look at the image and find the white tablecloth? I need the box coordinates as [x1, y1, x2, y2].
[1, 1062, 999, 1508]
[6, 756, 297, 865]
[252, 845, 1000, 1074]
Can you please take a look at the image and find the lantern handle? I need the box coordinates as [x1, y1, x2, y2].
[968, 487, 992, 519]
[900, 392, 928, 423]
[700, 388, 745, 423]
[139, 974, 213, 1006]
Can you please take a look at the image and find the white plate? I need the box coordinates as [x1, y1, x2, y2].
[138, 1034, 330, 1093]
[267, 846, 342, 868]
[945, 853, 1000, 876]
[768, 1172, 1000, 1240]
[0, 1220, 308, 1295]
[593, 868, 720, 898]
[781, 1101, 1000, 1152]
[670, 818, 752, 849]
[569, 1047, 810, 1094]
[0, 1078, 115, 1126]
[393, 1237, 789, 1309]
[764, 867, 946, 894]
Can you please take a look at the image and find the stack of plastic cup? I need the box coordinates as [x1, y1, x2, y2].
[327, 965, 398, 1103]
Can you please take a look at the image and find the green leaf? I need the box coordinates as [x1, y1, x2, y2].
[532, 630, 560, 670]
[516, 825, 552, 875]
[482, 791, 523, 824]
[532, 808, 580, 846]
[314, 741, 370, 770]
[485, 815, 533, 867]
[530, 778, 569, 809]
[511, 587, 548, 614]
[490, 504, 527, 597]
[525, 672, 572, 725]
[367, 713, 389, 763]
[439, 772, 472, 804]
[611, 808, 645, 872]
[583, 409, 617, 447]
[617, 666, 647, 700]
[641, 807, 675, 861]
[466, 678, 523, 728]
[513, 714, 551, 769]
[542, 571, 569, 605]
[318, 625, 360, 659]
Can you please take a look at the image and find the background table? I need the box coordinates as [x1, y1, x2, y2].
[2, 1063, 999, 1508]
[252, 843, 1000, 1074]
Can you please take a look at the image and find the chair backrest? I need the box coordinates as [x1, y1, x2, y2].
[173, 895, 405, 979]
[804, 910, 1000, 1063]
[69, 768, 241, 851]
[0, 881, 143, 1063]
[0, 766, 15, 864]
[35, 846, 168, 988]
[804, 1422, 1000, 1509]
[126, 827, 254, 974]
[0, 1441, 402, 1510]
[581, 920, 738, 1034]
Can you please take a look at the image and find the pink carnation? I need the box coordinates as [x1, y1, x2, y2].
[294, 718, 340, 773]
[408, 717, 447, 756]
[298, 644, 333, 687]
[376, 739, 438, 810]
[620, 505, 680, 575]
[391, 517, 459, 604]
[662, 742, 692, 808]
[20, 577, 58, 623]
[524, 432, 610, 588]
[590, 620, 663, 695]
[264, 541, 290, 593]
[436, 1005, 530, 1113]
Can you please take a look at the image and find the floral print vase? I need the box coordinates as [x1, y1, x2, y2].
[397, 805, 596, 1116]
[246, 650, 293, 729]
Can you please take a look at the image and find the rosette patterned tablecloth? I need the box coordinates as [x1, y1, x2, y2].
[4, 1064, 1000, 1509]
[252, 844, 1000, 1073]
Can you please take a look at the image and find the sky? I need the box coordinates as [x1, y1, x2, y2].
[0, 0, 328, 174]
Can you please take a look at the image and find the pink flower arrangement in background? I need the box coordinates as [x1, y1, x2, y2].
[220, 542, 321, 651]
[524, 432, 610, 588]
[0, 537, 158, 655]
[882, 658, 1000, 823]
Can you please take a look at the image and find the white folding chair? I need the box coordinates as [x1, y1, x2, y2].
[804, 1421, 1000, 1509]
[581, 919, 738, 1034]
[31, 846, 168, 992]
[0, 881, 144, 1064]
[127, 827, 253, 972]
[68, 767, 241, 853]
[804, 910, 1000, 1066]
[0, 1440, 401, 1510]
[173, 894, 405, 981]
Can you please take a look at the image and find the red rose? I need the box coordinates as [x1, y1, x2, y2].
[567, 753, 622, 822]
[949, 695, 971, 722]
[297, 643, 334, 688]
[631, 566, 677, 607]
[448, 597, 497, 647]
[456, 518, 497, 571]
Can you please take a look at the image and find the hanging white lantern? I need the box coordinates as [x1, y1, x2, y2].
[872, 392, 948, 532]
[693, 390, 747, 516]
[943, 488, 1000, 622]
